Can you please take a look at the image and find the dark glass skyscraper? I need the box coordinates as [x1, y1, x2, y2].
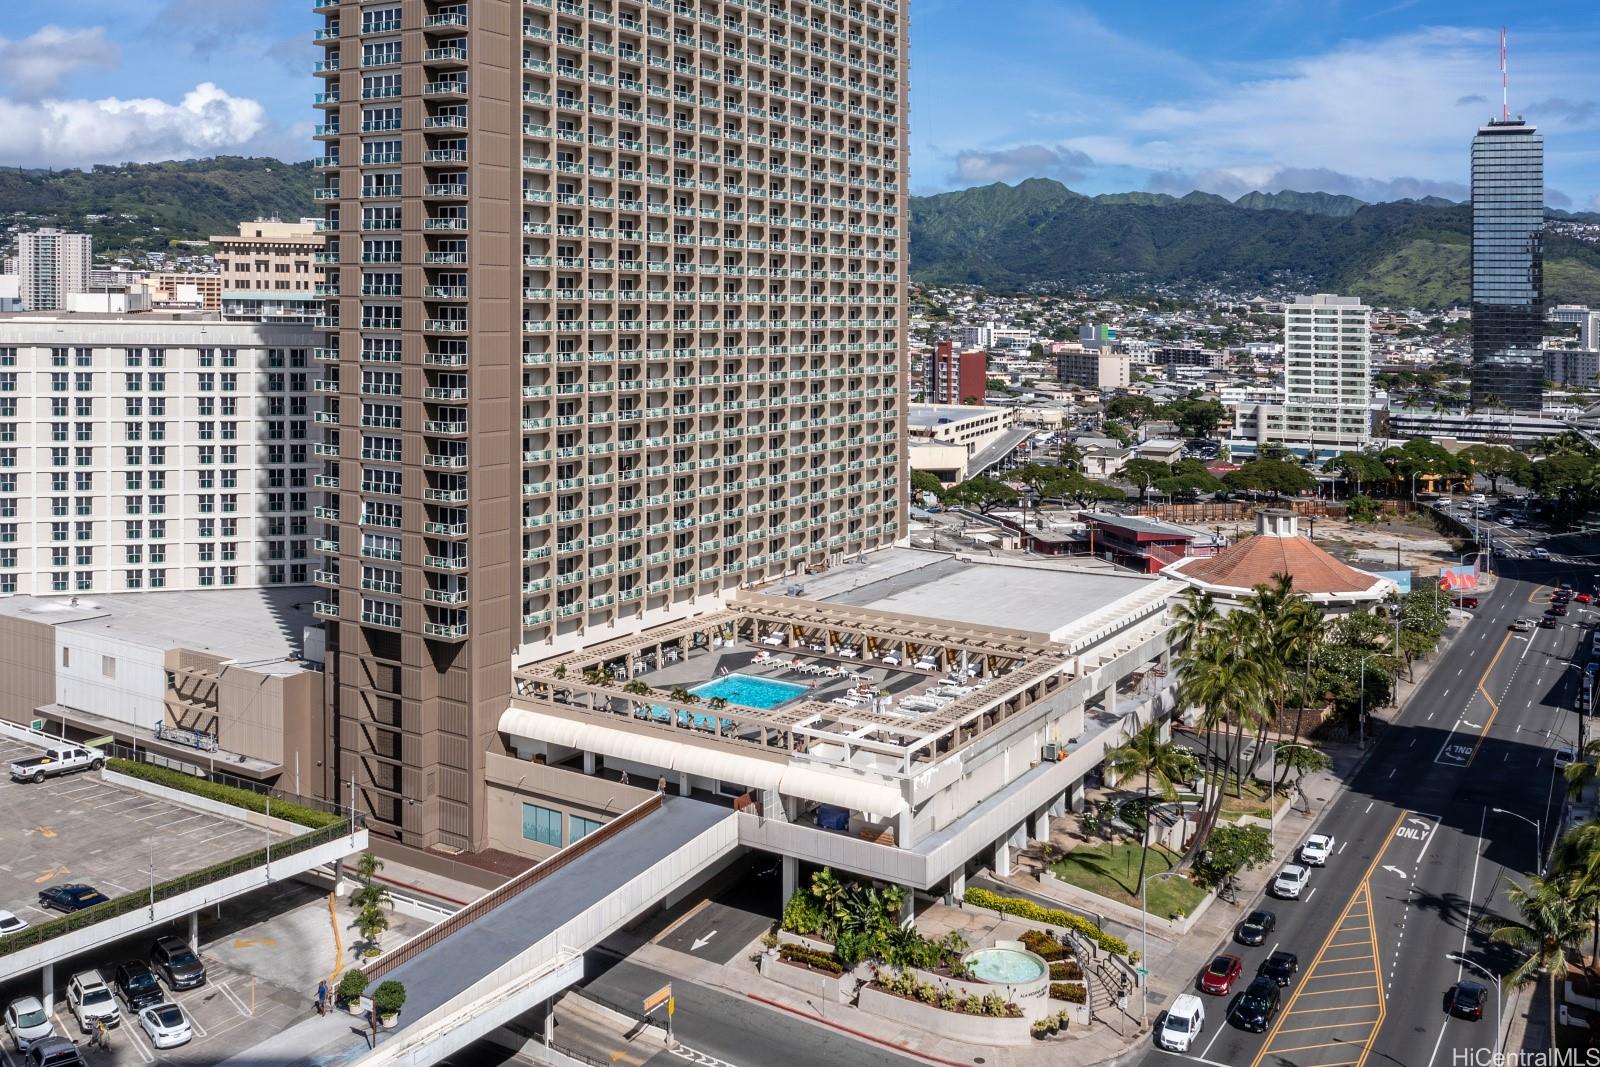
[1470, 119, 1544, 412]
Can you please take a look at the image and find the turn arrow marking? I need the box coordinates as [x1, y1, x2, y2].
[1381, 865, 1408, 879]
[690, 930, 718, 952]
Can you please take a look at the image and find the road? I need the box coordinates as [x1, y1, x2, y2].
[1140, 554, 1591, 1067]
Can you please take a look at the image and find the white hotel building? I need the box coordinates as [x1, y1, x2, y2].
[1231, 294, 1371, 457]
[0, 313, 318, 596]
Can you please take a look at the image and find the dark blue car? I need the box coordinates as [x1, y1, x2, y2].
[38, 884, 109, 913]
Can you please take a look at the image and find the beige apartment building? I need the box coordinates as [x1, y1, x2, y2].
[213, 220, 324, 295]
[313, 0, 908, 849]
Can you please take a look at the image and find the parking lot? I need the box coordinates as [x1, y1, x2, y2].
[0, 735, 289, 934]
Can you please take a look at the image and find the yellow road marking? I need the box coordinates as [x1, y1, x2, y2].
[33, 865, 69, 883]
[30, 826, 56, 838]
[1282, 1004, 1383, 1017]
[1269, 1038, 1365, 1055]
[1249, 810, 1406, 1067]
[1275, 1020, 1384, 1036]
[609, 1053, 645, 1065]
[1293, 983, 1384, 997]
[1326, 936, 1372, 947]
[1314, 951, 1378, 963]
[1303, 963, 1382, 978]
[231, 937, 276, 949]
[1358, 869, 1388, 1067]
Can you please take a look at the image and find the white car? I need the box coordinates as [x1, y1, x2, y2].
[0, 909, 28, 935]
[66, 970, 119, 1033]
[1531, 548, 1551, 560]
[4, 996, 52, 1052]
[1158, 994, 1206, 1051]
[137, 1003, 192, 1050]
[1555, 748, 1576, 769]
[1299, 834, 1334, 867]
[1271, 864, 1310, 899]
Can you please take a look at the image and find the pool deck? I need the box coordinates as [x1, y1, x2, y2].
[632, 641, 942, 713]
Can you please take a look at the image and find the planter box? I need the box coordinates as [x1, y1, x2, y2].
[857, 984, 1032, 1046]
[775, 930, 835, 955]
[759, 951, 850, 1003]
[907, 962, 1052, 1023]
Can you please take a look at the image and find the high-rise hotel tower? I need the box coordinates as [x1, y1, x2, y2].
[312, 0, 908, 848]
[1469, 117, 1544, 412]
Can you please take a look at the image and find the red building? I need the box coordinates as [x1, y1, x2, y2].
[929, 340, 988, 405]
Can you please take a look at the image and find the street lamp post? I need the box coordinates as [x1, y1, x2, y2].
[1490, 806, 1543, 877]
[1267, 743, 1317, 858]
[1446, 953, 1503, 1052]
[1139, 869, 1184, 1023]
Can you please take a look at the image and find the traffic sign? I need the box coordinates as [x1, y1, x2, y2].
[643, 984, 672, 1014]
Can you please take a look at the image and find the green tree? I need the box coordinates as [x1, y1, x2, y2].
[1105, 395, 1159, 430]
[1104, 725, 1199, 898]
[1122, 459, 1173, 501]
[943, 476, 1020, 514]
[1459, 444, 1531, 494]
[1491, 875, 1587, 1046]
[1344, 495, 1382, 523]
[1190, 825, 1273, 890]
[1327, 453, 1390, 497]
[910, 470, 944, 500]
[1223, 460, 1316, 497]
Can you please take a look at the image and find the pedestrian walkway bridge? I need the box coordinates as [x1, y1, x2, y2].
[224, 793, 738, 1067]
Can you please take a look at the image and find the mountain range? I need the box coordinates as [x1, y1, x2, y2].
[909, 178, 1600, 307]
[3, 158, 1598, 309]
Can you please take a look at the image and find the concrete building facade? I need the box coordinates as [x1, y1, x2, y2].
[0, 313, 319, 596]
[314, 0, 908, 850]
[928, 340, 987, 404]
[213, 220, 324, 296]
[1056, 345, 1130, 390]
[17, 230, 92, 312]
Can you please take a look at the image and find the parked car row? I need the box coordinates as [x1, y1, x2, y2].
[3, 939, 204, 1055]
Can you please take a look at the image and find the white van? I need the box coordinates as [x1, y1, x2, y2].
[1159, 994, 1206, 1051]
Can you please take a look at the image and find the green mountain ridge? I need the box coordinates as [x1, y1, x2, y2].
[910, 178, 1600, 307]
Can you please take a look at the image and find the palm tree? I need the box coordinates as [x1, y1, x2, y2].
[1176, 622, 1266, 856]
[1563, 738, 1600, 801]
[1549, 823, 1600, 974]
[1171, 588, 1220, 652]
[1104, 724, 1199, 895]
[1491, 874, 1586, 1045]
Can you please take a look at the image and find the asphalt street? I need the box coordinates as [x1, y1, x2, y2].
[1141, 551, 1592, 1067]
[575, 955, 925, 1067]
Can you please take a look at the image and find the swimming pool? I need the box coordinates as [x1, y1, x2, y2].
[691, 673, 808, 710]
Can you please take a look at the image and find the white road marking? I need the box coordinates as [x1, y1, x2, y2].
[1306, 887, 1317, 902]
[1338, 841, 1349, 854]
[216, 981, 254, 1017]
[1364, 801, 1375, 814]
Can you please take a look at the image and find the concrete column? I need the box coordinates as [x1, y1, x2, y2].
[781, 855, 799, 906]
[1048, 793, 1066, 819]
[678, 773, 690, 797]
[1069, 778, 1086, 813]
[582, 751, 596, 775]
[948, 868, 966, 903]
[899, 885, 915, 930]
[896, 805, 913, 848]
[189, 911, 199, 951]
[541, 1002, 554, 1044]
[1030, 808, 1050, 843]
[1107, 685, 1119, 718]
[994, 840, 1012, 877]
[41, 961, 53, 1014]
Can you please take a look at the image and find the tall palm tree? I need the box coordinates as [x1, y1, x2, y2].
[1491, 874, 1586, 1046]
[1549, 823, 1600, 974]
[1176, 623, 1266, 856]
[1563, 738, 1600, 802]
[1171, 588, 1220, 653]
[1104, 724, 1199, 896]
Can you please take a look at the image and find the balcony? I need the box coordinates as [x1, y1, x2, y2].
[423, 453, 469, 469]
[424, 318, 468, 333]
[314, 600, 341, 619]
[423, 217, 468, 231]
[423, 621, 469, 640]
[423, 420, 468, 435]
[423, 520, 469, 537]
[422, 46, 468, 65]
[423, 80, 469, 98]
[423, 486, 469, 503]
[424, 587, 468, 605]
[422, 554, 468, 571]
[423, 115, 468, 131]
[423, 184, 469, 199]
[360, 610, 402, 630]
[423, 284, 467, 299]
[313, 570, 340, 587]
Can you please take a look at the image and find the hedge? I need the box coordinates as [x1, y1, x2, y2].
[1049, 960, 1083, 981]
[1050, 982, 1087, 1003]
[777, 943, 845, 976]
[108, 758, 343, 829]
[963, 888, 1131, 957]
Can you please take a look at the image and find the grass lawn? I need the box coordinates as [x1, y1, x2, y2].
[1205, 773, 1282, 821]
[1049, 842, 1209, 918]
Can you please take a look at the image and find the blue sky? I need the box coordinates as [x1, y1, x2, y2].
[2, 1, 1597, 209]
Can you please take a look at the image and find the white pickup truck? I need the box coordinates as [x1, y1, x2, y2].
[9, 744, 104, 783]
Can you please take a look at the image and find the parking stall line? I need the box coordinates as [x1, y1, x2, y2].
[123, 1013, 157, 1063]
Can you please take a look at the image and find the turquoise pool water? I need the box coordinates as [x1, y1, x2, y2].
[692, 673, 808, 710]
[964, 948, 1046, 984]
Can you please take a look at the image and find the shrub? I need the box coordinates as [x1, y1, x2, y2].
[371, 980, 406, 1016]
[106, 758, 342, 829]
[777, 943, 844, 975]
[779, 889, 827, 936]
[963, 888, 1131, 957]
[1019, 929, 1067, 961]
[1049, 960, 1083, 981]
[336, 970, 368, 1004]
[870, 971, 1022, 1017]
[1050, 983, 1087, 1003]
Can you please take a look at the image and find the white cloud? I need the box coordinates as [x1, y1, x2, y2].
[0, 26, 120, 99]
[951, 145, 1093, 186]
[0, 83, 267, 168]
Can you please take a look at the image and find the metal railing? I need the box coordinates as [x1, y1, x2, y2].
[0, 817, 355, 957]
[101, 741, 349, 819]
[364, 793, 663, 980]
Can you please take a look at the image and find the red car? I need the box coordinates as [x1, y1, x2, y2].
[1459, 597, 1479, 609]
[1578, 594, 1593, 604]
[1200, 954, 1244, 995]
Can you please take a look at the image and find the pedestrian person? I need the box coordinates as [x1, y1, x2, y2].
[619, 770, 629, 786]
[315, 978, 328, 1017]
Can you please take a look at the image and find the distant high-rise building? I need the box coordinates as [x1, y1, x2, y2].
[17, 229, 92, 312]
[929, 341, 987, 404]
[1469, 119, 1544, 411]
[1549, 304, 1600, 350]
[1281, 294, 1370, 450]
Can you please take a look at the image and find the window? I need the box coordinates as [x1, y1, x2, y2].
[101, 656, 116, 679]
[570, 815, 603, 841]
[521, 804, 562, 847]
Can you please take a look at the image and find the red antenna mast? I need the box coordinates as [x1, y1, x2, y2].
[1500, 27, 1509, 121]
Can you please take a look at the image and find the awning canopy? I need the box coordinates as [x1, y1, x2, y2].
[499, 706, 906, 815]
